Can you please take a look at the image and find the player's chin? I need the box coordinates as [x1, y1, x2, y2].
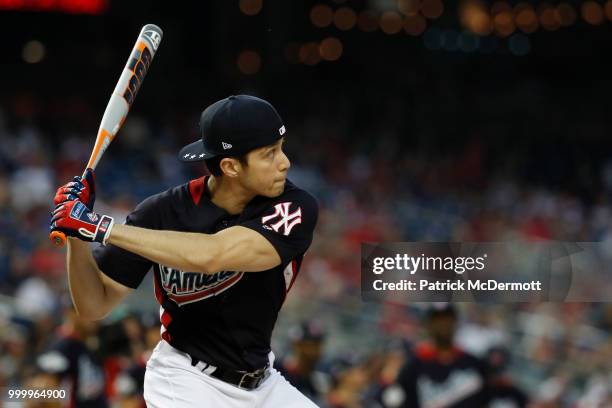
[265, 182, 285, 197]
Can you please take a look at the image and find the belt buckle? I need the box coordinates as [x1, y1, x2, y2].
[237, 368, 266, 389]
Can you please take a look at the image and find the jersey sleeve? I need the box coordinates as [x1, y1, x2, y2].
[93, 195, 160, 289]
[240, 190, 318, 266]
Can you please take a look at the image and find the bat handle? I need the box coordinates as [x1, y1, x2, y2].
[50, 167, 90, 248]
[50, 231, 67, 247]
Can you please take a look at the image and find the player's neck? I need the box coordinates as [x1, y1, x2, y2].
[207, 175, 255, 215]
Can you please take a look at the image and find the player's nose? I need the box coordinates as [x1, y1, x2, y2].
[279, 150, 290, 172]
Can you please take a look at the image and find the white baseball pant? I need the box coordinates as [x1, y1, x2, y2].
[143, 340, 319, 407]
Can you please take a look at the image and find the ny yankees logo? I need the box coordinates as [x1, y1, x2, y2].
[262, 202, 302, 236]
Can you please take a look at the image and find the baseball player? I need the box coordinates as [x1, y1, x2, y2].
[50, 95, 320, 407]
[278, 321, 326, 403]
[381, 304, 488, 408]
[35, 303, 107, 408]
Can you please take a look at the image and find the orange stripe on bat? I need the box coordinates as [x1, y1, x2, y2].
[86, 128, 112, 169]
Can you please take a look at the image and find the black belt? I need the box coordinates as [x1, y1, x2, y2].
[190, 357, 269, 390]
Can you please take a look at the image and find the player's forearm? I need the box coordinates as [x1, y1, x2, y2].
[66, 239, 113, 320]
[107, 224, 220, 274]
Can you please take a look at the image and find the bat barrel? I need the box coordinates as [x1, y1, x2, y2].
[139, 24, 163, 54]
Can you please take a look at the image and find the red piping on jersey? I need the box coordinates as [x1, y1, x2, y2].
[188, 176, 207, 206]
[415, 342, 464, 363]
[161, 310, 173, 327]
[154, 273, 173, 342]
[286, 260, 299, 293]
[154, 275, 163, 304]
[282, 260, 300, 305]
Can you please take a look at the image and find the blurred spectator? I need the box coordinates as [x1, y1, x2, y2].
[22, 370, 65, 408]
[14, 276, 58, 320]
[0, 322, 29, 386]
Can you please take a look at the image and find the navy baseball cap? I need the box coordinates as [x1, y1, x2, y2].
[179, 95, 286, 162]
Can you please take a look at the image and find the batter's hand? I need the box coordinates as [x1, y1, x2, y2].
[53, 168, 96, 209]
[50, 200, 114, 245]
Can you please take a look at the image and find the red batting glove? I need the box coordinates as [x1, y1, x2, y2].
[50, 200, 114, 245]
[53, 168, 96, 209]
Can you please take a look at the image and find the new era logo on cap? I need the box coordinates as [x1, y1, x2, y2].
[279, 126, 286, 135]
[222, 142, 233, 150]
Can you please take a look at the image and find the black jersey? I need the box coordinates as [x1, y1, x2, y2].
[93, 176, 318, 371]
[383, 343, 488, 408]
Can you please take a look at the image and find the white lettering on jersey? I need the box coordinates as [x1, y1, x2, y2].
[159, 265, 244, 306]
[417, 369, 483, 408]
[261, 202, 302, 236]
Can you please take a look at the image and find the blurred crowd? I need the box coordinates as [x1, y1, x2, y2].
[0, 88, 611, 408]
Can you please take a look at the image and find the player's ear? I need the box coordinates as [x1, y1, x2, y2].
[219, 157, 241, 178]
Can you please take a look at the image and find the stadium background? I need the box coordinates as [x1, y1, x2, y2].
[1, 0, 611, 406]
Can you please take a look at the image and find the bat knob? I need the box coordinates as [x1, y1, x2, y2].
[50, 231, 67, 247]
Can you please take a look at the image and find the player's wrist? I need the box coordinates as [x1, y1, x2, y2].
[50, 200, 114, 245]
[93, 215, 114, 245]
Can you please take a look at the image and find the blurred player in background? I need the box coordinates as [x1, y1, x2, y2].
[97, 312, 147, 407]
[35, 302, 107, 407]
[382, 303, 488, 408]
[112, 363, 146, 408]
[278, 321, 326, 403]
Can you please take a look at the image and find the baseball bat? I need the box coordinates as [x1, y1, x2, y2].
[50, 24, 163, 247]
